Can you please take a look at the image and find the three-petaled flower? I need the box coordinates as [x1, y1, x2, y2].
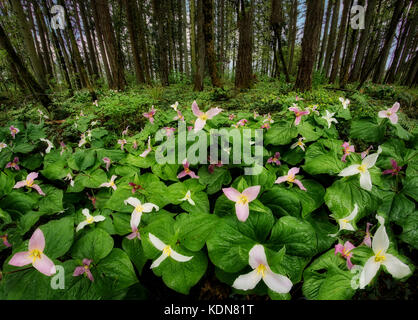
[124, 197, 159, 231]
[76, 209, 106, 232]
[14, 172, 45, 196]
[338, 146, 382, 191]
[341, 142, 355, 162]
[339, 97, 350, 109]
[143, 106, 157, 124]
[178, 159, 199, 179]
[222, 186, 261, 222]
[73, 259, 94, 282]
[9, 228, 56, 276]
[6, 157, 20, 170]
[335, 241, 356, 270]
[267, 152, 281, 166]
[289, 105, 309, 126]
[40, 138, 54, 154]
[140, 136, 152, 158]
[330, 204, 359, 237]
[100, 175, 118, 191]
[148, 233, 193, 269]
[378, 102, 400, 124]
[192, 101, 222, 132]
[179, 190, 195, 206]
[10, 126, 19, 139]
[359, 215, 411, 289]
[322, 110, 338, 129]
[118, 139, 127, 151]
[275, 168, 307, 191]
[232, 244, 292, 294]
[382, 159, 402, 176]
[291, 137, 306, 151]
[102, 157, 111, 172]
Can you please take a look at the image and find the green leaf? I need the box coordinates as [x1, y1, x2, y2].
[37, 186, 64, 215]
[269, 216, 317, 257]
[265, 122, 298, 146]
[39, 216, 74, 259]
[122, 237, 148, 275]
[350, 119, 384, 143]
[0, 171, 14, 198]
[198, 166, 232, 195]
[13, 143, 36, 154]
[69, 149, 96, 171]
[303, 140, 346, 175]
[71, 228, 114, 262]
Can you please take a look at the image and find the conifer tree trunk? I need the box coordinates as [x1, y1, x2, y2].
[323, 0, 340, 77]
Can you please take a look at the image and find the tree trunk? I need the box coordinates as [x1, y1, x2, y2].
[323, 0, 340, 77]
[11, 0, 48, 89]
[235, 0, 254, 90]
[329, 0, 351, 83]
[288, 0, 298, 74]
[182, 0, 190, 76]
[373, 0, 407, 83]
[202, 0, 222, 87]
[194, 0, 205, 91]
[294, 0, 325, 91]
[271, 0, 290, 82]
[317, 0, 333, 71]
[0, 23, 52, 110]
[137, 0, 152, 84]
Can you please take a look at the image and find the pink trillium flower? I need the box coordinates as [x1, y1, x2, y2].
[378, 102, 400, 124]
[10, 126, 19, 139]
[238, 119, 248, 126]
[291, 137, 306, 151]
[361, 145, 373, 159]
[87, 193, 96, 208]
[174, 110, 185, 122]
[363, 223, 373, 248]
[100, 175, 118, 191]
[263, 113, 274, 124]
[222, 186, 261, 222]
[59, 141, 67, 156]
[261, 123, 271, 130]
[177, 159, 199, 179]
[187, 126, 194, 132]
[129, 182, 143, 194]
[102, 157, 111, 172]
[140, 136, 152, 158]
[0, 142, 7, 151]
[192, 101, 222, 132]
[1, 234, 12, 248]
[275, 167, 307, 191]
[14, 172, 45, 196]
[267, 152, 281, 166]
[6, 157, 20, 170]
[9, 228, 56, 276]
[132, 140, 138, 150]
[288, 105, 310, 126]
[308, 105, 320, 116]
[383, 159, 402, 176]
[122, 126, 129, 136]
[118, 139, 127, 151]
[164, 127, 176, 137]
[232, 244, 293, 294]
[76, 209, 106, 232]
[149, 233, 193, 269]
[143, 106, 157, 124]
[208, 162, 223, 174]
[73, 258, 94, 282]
[229, 114, 236, 121]
[335, 241, 356, 270]
[295, 95, 304, 101]
[341, 142, 355, 162]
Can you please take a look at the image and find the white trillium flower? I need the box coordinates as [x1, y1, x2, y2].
[148, 233, 193, 269]
[76, 209, 106, 232]
[40, 138, 54, 154]
[291, 137, 306, 151]
[322, 110, 338, 129]
[179, 190, 195, 206]
[0, 142, 7, 151]
[64, 173, 75, 187]
[338, 146, 382, 191]
[124, 197, 159, 227]
[99, 175, 118, 191]
[232, 245, 293, 294]
[339, 97, 350, 109]
[329, 204, 358, 237]
[359, 215, 411, 289]
[170, 101, 179, 111]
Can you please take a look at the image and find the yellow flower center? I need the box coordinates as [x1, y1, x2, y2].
[135, 205, 144, 213]
[345, 147, 351, 154]
[237, 195, 249, 205]
[29, 249, 42, 263]
[163, 246, 172, 256]
[374, 250, 386, 263]
[297, 141, 303, 146]
[342, 248, 352, 258]
[185, 168, 191, 173]
[86, 216, 94, 224]
[84, 265, 90, 270]
[109, 181, 115, 187]
[256, 264, 267, 278]
[386, 112, 392, 116]
[287, 175, 295, 183]
[199, 114, 208, 121]
[358, 165, 366, 173]
[26, 179, 34, 187]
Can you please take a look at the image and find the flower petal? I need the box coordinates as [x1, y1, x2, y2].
[263, 271, 293, 294]
[206, 107, 223, 119]
[13, 181, 26, 189]
[293, 179, 307, 191]
[242, 186, 261, 202]
[148, 233, 166, 251]
[150, 253, 168, 269]
[359, 171, 372, 191]
[142, 203, 159, 212]
[382, 254, 411, 279]
[194, 118, 206, 132]
[73, 266, 85, 277]
[232, 270, 262, 291]
[124, 197, 141, 208]
[222, 187, 241, 202]
[372, 224, 389, 254]
[191, 101, 202, 117]
[27, 172, 39, 182]
[9, 251, 32, 267]
[390, 102, 400, 113]
[170, 249, 193, 262]
[93, 215, 106, 223]
[389, 113, 398, 124]
[33, 254, 56, 276]
[339, 165, 360, 177]
[249, 244, 268, 269]
[275, 176, 287, 184]
[29, 228, 45, 252]
[76, 221, 88, 232]
[359, 256, 380, 289]
[235, 203, 250, 222]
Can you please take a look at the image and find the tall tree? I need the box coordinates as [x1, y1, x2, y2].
[10, 0, 48, 89]
[151, 0, 169, 86]
[235, 0, 254, 89]
[202, 0, 222, 87]
[317, 0, 333, 71]
[288, 0, 298, 74]
[0, 23, 52, 109]
[295, 0, 325, 91]
[323, 0, 340, 77]
[329, 0, 351, 83]
[271, 0, 290, 82]
[194, 0, 205, 91]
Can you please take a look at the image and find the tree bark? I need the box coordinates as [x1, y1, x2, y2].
[194, 0, 205, 91]
[317, 0, 333, 71]
[323, 0, 340, 77]
[294, 0, 325, 91]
